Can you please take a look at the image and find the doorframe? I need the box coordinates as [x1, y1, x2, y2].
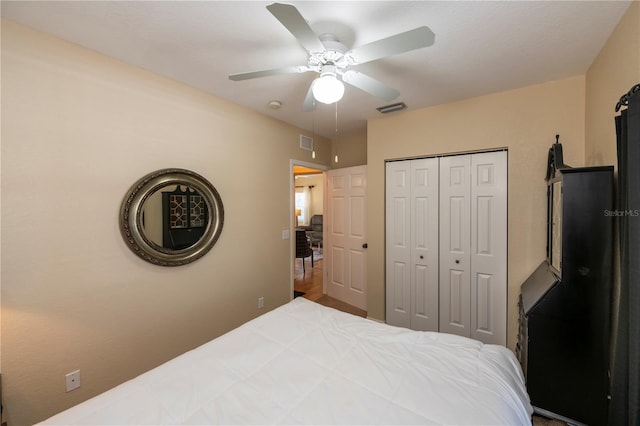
[289, 159, 329, 300]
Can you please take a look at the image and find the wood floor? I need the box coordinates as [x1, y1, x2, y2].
[293, 254, 325, 302]
[294, 254, 367, 318]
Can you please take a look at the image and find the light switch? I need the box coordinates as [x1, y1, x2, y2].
[282, 230, 290, 240]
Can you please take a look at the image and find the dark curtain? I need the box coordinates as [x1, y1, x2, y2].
[610, 86, 640, 426]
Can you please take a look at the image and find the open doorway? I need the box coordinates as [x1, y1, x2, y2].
[292, 163, 325, 301]
[289, 161, 368, 318]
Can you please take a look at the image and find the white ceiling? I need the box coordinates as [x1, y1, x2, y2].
[1, 1, 632, 139]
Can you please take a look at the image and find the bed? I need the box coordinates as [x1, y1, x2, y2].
[40, 297, 533, 425]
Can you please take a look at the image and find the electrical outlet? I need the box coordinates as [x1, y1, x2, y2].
[65, 370, 81, 392]
[258, 297, 264, 309]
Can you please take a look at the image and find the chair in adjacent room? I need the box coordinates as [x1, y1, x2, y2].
[295, 229, 314, 273]
[303, 214, 323, 250]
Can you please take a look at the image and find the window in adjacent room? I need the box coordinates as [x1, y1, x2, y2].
[295, 186, 310, 226]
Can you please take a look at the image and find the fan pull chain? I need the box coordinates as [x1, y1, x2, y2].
[311, 104, 316, 159]
[334, 102, 339, 163]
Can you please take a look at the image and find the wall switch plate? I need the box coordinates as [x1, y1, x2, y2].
[65, 370, 81, 392]
[258, 297, 264, 309]
[282, 230, 290, 240]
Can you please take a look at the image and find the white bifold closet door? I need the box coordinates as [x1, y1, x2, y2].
[439, 154, 472, 337]
[385, 158, 439, 331]
[386, 151, 507, 345]
[439, 151, 507, 344]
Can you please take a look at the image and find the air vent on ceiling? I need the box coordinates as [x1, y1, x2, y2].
[300, 135, 314, 151]
[377, 102, 407, 114]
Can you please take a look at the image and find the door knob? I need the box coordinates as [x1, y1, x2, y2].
[419, 255, 424, 259]
[455, 259, 460, 264]
[362, 243, 368, 249]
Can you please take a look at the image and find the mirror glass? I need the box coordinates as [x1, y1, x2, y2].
[140, 185, 208, 250]
[120, 169, 224, 266]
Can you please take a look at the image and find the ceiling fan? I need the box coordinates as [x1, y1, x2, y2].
[229, 2, 435, 111]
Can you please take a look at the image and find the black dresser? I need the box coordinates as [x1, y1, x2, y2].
[517, 165, 614, 425]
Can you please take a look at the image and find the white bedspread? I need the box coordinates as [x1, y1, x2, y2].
[41, 297, 532, 425]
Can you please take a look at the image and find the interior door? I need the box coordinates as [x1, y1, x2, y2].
[470, 151, 507, 344]
[326, 165, 367, 310]
[385, 158, 439, 331]
[385, 161, 412, 327]
[439, 151, 507, 344]
[411, 158, 440, 331]
[385, 152, 507, 344]
[439, 155, 472, 337]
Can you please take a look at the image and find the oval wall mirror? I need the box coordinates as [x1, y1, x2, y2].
[120, 168, 224, 266]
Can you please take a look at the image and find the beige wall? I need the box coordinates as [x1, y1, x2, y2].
[586, 1, 640, 168]
[367, 76, 587, 350]
[331, 129, 367, 168]
[0, 20, 332, 425]
[584, 1, 640, 369]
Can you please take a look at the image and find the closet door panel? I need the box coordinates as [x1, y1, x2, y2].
[439, 155, 471, 337]
[470, 151, 507, 345]
[385, 162, 411, 327]
[447, 269, 466, 328]
[348, 184, 367, 297]
[329, 189, 346, 289]
[475, 272, 495, 333]
[411, 158, 439, 331]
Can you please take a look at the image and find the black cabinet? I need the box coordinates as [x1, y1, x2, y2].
[518, 165, 613, 425]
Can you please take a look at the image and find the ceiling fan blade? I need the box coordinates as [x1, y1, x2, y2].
[267, 3, 325, 53]
[229, 66, 301, 81]
[302, 81, 316, 111]
[346, 26, 435, 64]
[342, 70, 399, 101]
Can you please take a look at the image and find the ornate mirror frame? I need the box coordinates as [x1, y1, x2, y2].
[119, 168, 224, 266]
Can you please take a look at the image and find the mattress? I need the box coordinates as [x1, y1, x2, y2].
[41, 297, 533, 425]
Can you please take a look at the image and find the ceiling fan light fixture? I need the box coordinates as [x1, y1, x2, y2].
[229, 4, 436, 115]
[312, 66, 344, 104]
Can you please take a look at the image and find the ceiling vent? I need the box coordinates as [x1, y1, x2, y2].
[377, 102, 407, 114]
[300, 135, 314, 151]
